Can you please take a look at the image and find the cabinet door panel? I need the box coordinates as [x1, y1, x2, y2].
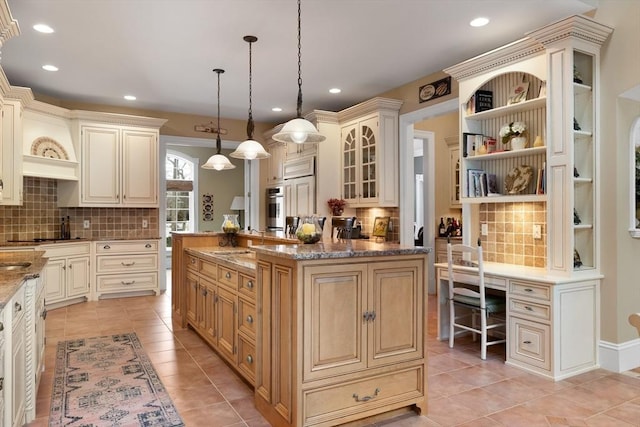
[66, 256, 90, 298]
[341, 123, 358, 202]
[303, 264, 367, 381]
[82, 126, 119, 204]
[43, 258, 66, 302]
[122, 129, 158, 206]
[216, 286, 237, 364]
[185, 271, 198, 325]
[203, 280, 217, 340]
[368, 260, 423, 367]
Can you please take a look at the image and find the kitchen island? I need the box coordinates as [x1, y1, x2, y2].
[179, 238, 430, 426]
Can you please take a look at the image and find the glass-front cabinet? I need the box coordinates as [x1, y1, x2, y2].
[339, 98, 402, 208]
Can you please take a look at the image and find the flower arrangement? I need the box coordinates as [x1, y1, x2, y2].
[499, 121, 527, 144]
[327, 198, 346, 215]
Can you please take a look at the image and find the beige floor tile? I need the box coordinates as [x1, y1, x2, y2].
[600, 400, 640, 425]
[179, 401, 242, 426]
[488, 405, 550, 427]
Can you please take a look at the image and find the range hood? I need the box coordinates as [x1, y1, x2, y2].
[21, 99, 79, 181]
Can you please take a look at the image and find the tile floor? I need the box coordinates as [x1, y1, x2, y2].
[27, 283, 640, 426]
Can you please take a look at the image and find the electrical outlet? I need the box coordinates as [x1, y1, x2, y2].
[481, 223, 488, 236]
[83, 220, 90, 229]
[533, 224, 542, 239]
[142, 219, 148, 228]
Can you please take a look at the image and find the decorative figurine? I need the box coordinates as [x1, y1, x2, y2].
[573, 208, 582, 225]
[574, 167, 580, 178]
[574, 249, 583, 268]
[573, 117, 581, 131]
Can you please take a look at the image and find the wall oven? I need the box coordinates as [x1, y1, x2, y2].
[266, 186, 284, 230]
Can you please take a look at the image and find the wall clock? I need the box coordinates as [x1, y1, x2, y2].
[31, 137, 69, 160]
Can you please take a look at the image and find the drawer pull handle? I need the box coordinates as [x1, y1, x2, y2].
[15, 302, 22, 312]
[523, 340, 532, 345]
[225, 272, 231, 279]
[247, 280, 254, 289]
[246, 355, 253, 364]
[121, 280, 136, 285]
[0, 377, 3, 391]
[145, 243, 152, 248]
[201, 288, 208, 296]
[246, 315, 253, 324]
[121, 261, 136, 267]
[0, 322, 3, 331]
[42, 308, 48, 320]
[352, 388, 380, 402]
[524, 306, 533, 311]
[103, 245, 111, 250]
[524, 288, 533, 292]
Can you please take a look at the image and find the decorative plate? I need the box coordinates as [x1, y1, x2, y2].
[31, 137, 69, 160]
[419, 84, 435, 102]
[505, 165, 533, 194]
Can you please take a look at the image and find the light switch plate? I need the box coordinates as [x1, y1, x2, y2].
[481, 223, 488, 236]
[83, 220, 90, 229]
[533, 224, 542, 239]
[142, 219, 148, 228]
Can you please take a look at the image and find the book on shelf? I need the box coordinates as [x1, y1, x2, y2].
[467, 169, 499, 198]
[465, 90, 493, 114]
[536, 162, 546, 195]
[463, 132, 483, 158]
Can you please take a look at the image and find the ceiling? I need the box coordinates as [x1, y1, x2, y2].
[2, 0, 595, 125]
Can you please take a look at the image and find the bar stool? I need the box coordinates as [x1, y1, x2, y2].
[331, 216, 355, 239]
[285, 216, 299, 235]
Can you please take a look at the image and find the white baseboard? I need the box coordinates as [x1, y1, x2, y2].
[599, 338, 640, 372]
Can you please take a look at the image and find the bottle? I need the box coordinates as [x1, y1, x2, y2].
[438, 218, 446, 237]
[65, 216, 71, 239]
[60, 217, 66, 239]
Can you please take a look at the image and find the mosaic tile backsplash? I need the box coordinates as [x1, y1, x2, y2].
[478, 202, 546, 268]
[0, 177, 159, 242]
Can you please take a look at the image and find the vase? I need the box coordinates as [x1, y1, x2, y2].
[221, 214, 240, 233]
[332, 208, 343, 216]
[510, 136, 527, 151]
[295, 216, 323, 244]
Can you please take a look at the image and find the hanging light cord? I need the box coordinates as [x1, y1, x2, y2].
[214, 69, 223, 154]
[296, 0, 303, 118]
[247, 37, 255, 139]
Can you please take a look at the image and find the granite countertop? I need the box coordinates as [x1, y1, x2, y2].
[0, 236, 161, 248]
[185, 247, 257, 274]
[251, 239, 431, 260]
[173, 230, 298, 244]
[0, 250, 48, 308]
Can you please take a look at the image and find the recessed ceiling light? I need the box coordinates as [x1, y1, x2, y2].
[470, 17, 489, 27]
[33, 24, 54, 33]
[272, 107, 282, 112]
[42, 64, 58, 72]
[124, 95, 137, 101]
[329, 88, 341, 94]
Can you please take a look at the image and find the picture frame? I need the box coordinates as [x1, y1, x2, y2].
[418, 76, 451, 103]
[372, 216, 390, 238]
[507, 82, 530, 105]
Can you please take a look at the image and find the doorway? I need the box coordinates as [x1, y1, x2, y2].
[399, 98, 459, 294]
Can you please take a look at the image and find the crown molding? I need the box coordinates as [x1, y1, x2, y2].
[0, 1, 19, 49]
[337, 97, 403, 123]
[526, 14, 613, 48]
[69, 109, 168, 128]
[6, 86, 35, 105]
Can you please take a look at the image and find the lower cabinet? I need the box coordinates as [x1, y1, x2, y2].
[11, 286, 26, 427]
[184, 251, 257, 385]
[95, 240, 159, 298]
[41, 242, 91, 307]
[256, 255, 426, 427]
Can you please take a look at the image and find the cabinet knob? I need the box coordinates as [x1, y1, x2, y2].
[246, 280, 254, 289]
[246, 354, 253, 364]
[0, 322, 3, 331]
[69, 264, 73, 269]
[201, 288, 208, 296]
[145, 243, 152, 248]
[0, 377, 3, 391]
[246, 315, 253, 324]
[41, 308, 48, 320]
[190, 258, 196, 264]
[103, 245, 111, 250]
[14, 302, 22, 312]
[225, 272, 231, 279]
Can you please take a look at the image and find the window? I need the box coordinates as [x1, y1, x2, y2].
[166, 153, 195, 247]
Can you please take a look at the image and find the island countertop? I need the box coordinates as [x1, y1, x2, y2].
[0, 250, 48, 308]
[250, 239, 431, 260]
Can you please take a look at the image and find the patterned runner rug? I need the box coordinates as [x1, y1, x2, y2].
[50, 332, 184, 427]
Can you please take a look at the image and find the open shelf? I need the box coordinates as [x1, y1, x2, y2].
[462, 194, 546, 204]
[468, 146, 546, 161]
[465, 97, 546, 121]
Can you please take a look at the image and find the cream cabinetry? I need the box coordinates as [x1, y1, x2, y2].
[41, 242, 91, 308]
[0, 97, 23, 206]
[10, 284, 25, 427]
[285, 140, 316, 160]
[445, 136, 461, 209]
[284, 175, 315, 217]
[0, 304, 4, 427]
[266, 142, 285, 184]
[184, 250, 257, 385]
[95, 240, 159, 298]
[256, 253, 426, 427]
[338, 98, 402, 207]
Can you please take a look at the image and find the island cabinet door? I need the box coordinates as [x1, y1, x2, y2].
[185, 271, 199, 325]
[203, 279, 217, 341]
[367, 260, 424, 367]
[303, 263, 368, 381]
[216, 286, 237, 365]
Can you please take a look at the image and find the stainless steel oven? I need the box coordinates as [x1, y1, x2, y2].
[266, 186, 284, 230]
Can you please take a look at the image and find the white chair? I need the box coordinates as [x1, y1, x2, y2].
[447, 239, 506, 360]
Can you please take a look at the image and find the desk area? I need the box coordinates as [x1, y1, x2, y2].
[435, 261, 602, 380]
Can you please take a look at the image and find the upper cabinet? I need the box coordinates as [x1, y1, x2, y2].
[338, 98, 402, 207]
[265, 142, 285, 185]
[57, 112, 166, 207]
[445, 15, 612, 276]
[1, 95, 24, 205]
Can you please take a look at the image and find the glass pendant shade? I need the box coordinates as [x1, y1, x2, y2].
[202, 153, 235, 171]
[230, 139, 270, 160]
[274, 118, 325, 144]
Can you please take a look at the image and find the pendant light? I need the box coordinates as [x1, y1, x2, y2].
[202, 68, 236, 171]
[272, 0, 325, 145]
[230, 35, 270, 160]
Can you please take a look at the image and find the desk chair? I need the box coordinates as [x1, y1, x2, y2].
[447, 239, 506, 360]
[331, 216, 355, 239]
[285, 216, 299, 235]
[317, 216, 327, 231]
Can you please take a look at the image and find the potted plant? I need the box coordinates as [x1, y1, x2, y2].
[327, 198, 346, 216]
[499, 121, 527, 150]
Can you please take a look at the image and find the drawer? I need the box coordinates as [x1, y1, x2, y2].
[509, 280, 551, 302]
[218, 265, 238, 290]
[96, 253, 158, 273]
[237, 334, 256, 385]
[96, 240, 158, 253]
[509, 298, 551, 321]
[200, 260, 217, 278]
[186, 254, 199, 271]
[508, 317, 551, 371]
[238, 274, 256, 300]
[441, 269, 507, 290]
[238, 298, 256, 338]
[303, 366, 424, 426]
[40, 242, 91, 258]
[96, 272, 158, 293]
